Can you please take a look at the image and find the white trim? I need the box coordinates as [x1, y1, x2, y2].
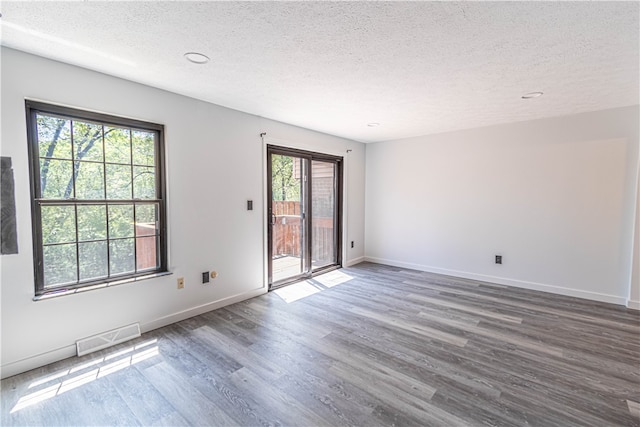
[262, 134, 269, 290]
[0, 287, 266, 379]
[364, 256, 628, 306]
[345, 256, 365, 267]
[140, 287, 266, 333]
[627, 299, 640, 310]
[0, 345, 77, 380]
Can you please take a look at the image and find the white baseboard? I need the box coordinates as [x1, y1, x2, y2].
[344, 256, 365, 267]
[627, 299, 640, 310]
[0, 287, 267, 380]
[364, 256, 628, 306]
[0, 345, 77, 380]
[140, 287, 266, 333]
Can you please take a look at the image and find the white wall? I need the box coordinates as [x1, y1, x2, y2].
[365, 106, 640, 306]
[0, 47, 366, 378]
[630, 163, 640, 309]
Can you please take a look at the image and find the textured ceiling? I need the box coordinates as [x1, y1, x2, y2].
[1, 1, 638, 143]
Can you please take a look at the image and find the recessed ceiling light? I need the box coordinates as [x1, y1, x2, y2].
[367, 122, 380, 127]
[184, 52, 210, 64]
[521, 91, 543, 99]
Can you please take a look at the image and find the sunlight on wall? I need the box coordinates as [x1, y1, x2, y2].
[11, 339, 159, 413]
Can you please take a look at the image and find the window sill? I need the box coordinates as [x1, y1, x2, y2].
[33, 271, 173, 301]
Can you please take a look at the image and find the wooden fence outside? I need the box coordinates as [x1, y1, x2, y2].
[135, 224, 157, 271]
[272, 201, 334, 262]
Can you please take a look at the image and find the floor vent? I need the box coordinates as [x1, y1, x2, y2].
[76, 323, 141, 357]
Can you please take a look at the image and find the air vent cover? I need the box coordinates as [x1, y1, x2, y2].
[76, 323, 141, 356]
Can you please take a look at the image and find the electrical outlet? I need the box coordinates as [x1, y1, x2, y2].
[177, 277, 185, 289]
[351, 241, 354, 248]
[495, 255, 502, 265]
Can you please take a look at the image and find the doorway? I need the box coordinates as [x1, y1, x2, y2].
[267, 146, 342, 289]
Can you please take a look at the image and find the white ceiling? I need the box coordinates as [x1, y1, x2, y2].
[1, 1, 638, 143]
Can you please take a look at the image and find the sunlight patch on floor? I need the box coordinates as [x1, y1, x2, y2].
[11, 339, 159, 413]
[274, 281, 320, 303]
[274, 270, 354, 303]
[313, 270, 353, 288]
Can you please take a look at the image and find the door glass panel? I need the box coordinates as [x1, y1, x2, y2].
[311, 160, 336, 269]
[271, 154, 304, 283]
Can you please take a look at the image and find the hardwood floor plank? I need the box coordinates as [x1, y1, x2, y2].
[141, 362, 240, 426]
[228, 367, 328, 426]
[328, 361, 469, 427]
[406, 291, 524, 324]
[628, 400, 640, 419]
[348, 306, 469, 347]
[107, 366, 179, 426]
[159, 332, 283, 426]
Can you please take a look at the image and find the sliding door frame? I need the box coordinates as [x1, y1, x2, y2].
[267, 144, 343, 290]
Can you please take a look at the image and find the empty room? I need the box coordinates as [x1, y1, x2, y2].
[1, 1, 639, 426]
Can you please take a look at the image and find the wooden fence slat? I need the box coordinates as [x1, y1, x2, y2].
[272, 201, 334, 261]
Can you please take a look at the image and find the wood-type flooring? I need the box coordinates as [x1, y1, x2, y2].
[2, 262, 639, 426]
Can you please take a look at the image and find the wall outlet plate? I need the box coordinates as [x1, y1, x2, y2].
[177, 277, 185, 289]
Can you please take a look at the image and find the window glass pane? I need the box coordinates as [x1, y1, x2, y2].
[41, 205, 76, 245]
[135, 204, 158, 236]
[75, 161, 105, 199]
[43, 243, 77, 287]
[40, 159, 74, 199]
[77, 205, 107, 241]
[108, 204, 134, 238]
[311, 160, 337, 269]
[73, 121, 103, 162]
[105, 164, 132, 199]
[110, 238, 135, 275]
[133, 166, 155, 199]
[104, 126, 131, 164]
[132, 130, 155, 166]
[136, 236, 158, 271]
[79, 241, 108, 281]
[37, 115, 71, 159]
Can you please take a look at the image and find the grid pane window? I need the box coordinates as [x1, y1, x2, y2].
[27, 101, 166, 296]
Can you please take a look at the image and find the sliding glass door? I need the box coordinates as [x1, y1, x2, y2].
[267, 146, 342, 289]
